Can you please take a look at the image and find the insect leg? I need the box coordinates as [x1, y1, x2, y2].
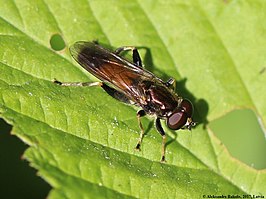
[165, 78, 176, 90]
[155, 118, 167, 162]
[54, 79, 131, 104]
[114, 46, 142, 67]
[53, 79, 102, 87]
[101, 84, 131, 104]
[92, 40, 99, 44]
[135, 109, 146, 151]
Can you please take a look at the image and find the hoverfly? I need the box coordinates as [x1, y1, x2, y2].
[54, 41, 195, 162]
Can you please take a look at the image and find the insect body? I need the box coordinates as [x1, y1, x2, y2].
[55, 41, 195, 162]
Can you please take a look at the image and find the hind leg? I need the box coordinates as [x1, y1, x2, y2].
[54, 79, 131, 104]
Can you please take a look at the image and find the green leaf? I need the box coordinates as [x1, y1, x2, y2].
[1, 0, 265, 198]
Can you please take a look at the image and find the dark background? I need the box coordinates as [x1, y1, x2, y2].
[0, 118, 50, 199]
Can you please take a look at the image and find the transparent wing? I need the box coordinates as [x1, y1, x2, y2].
[69, 41, 158, 99]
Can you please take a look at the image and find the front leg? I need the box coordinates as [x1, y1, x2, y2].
[155, 118, 167, 162]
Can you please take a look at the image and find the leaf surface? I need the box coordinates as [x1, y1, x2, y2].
[0, 0, 265, 198]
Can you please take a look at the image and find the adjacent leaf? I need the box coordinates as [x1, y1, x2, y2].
[0, 0, 265, 198]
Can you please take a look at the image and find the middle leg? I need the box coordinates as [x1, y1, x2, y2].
[114, 46, 142, 67]
[165, 78, 176, 90]
[135, 109, 146, 150]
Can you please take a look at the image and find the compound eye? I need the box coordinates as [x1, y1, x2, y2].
[167, 109, 188, 130]
[180, 99, 193, 118]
